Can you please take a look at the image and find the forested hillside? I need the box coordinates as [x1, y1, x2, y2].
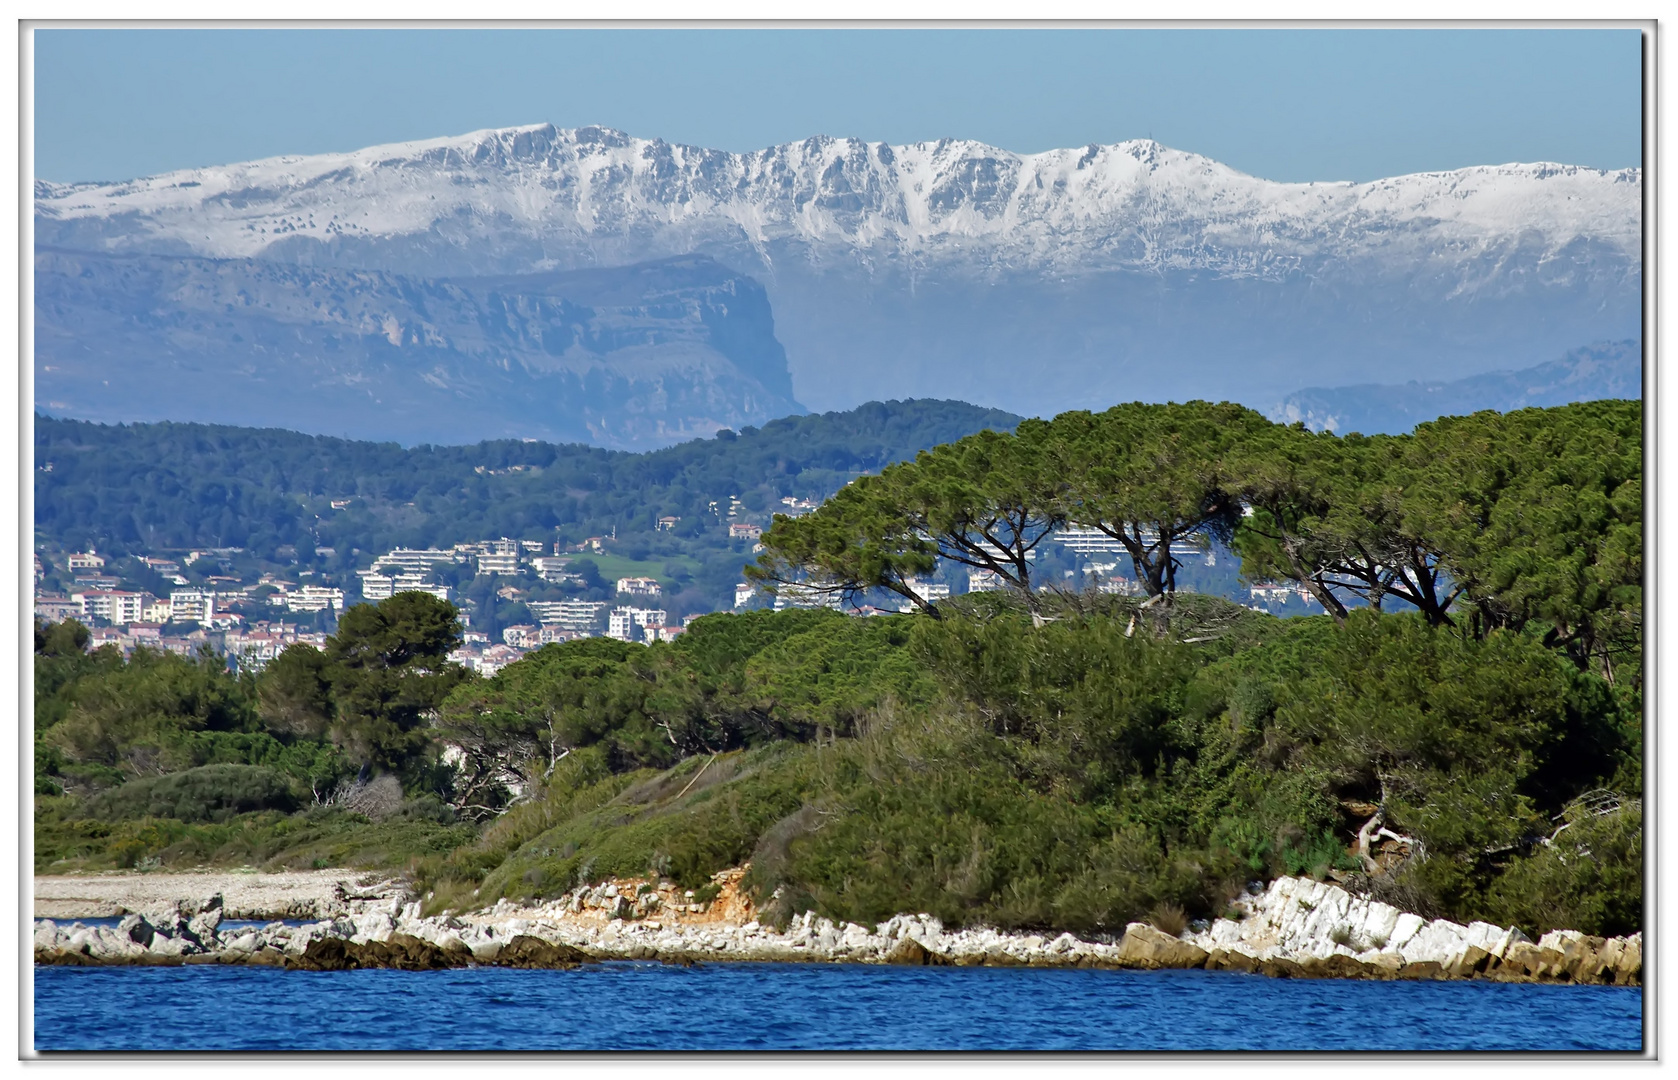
[34, 399, 1022, 610]
[34, 399, 1643, 942]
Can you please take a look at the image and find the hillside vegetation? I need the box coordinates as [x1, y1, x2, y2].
[34, 398, 1023, 613]
[33, 399, 1642, 940]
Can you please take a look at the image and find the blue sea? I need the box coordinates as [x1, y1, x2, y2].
[34, 962, 1642, 1052]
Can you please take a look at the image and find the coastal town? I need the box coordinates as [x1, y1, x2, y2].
[34, 517, 1323, 675]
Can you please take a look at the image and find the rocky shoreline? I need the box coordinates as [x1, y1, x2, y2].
[33, 871, 1640, 986]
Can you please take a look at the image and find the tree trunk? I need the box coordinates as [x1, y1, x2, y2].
[1281, 540, 1347, 623]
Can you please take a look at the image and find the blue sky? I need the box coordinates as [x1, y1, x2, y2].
[33, 27, 1643, 184]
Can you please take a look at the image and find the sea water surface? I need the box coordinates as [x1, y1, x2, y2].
[35, 962, 1641, 1052]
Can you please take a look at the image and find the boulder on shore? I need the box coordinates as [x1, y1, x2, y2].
[1116, 923, 1210, 970]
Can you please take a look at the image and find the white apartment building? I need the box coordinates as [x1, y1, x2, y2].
[967, 570, 1004, 593]
[1053, 526, 1160, 555]
[527, 600, 607, 633]
[169, 589, 215, 624]
[359, 571, 449, 603]
[225, 631, 287, 668]
[371, 548, 458, 574]
[358, 571, 395, 601]
[476, 550, 520, 576]
[896, 578, 950, 613]
[616, 576, 662, 597]
[142, 596, 172, 623]
[532, 556, 583, 585]
[773, 584, 842, 611]
[65, 551, 105, 571]
[72, 590, 148, 625]
[734, 582, 758, 608]
[606, 606, 667, 642]
[970, 539, 1039, 563]
[285, 586, 345, 613]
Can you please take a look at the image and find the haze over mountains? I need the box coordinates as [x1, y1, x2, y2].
[1270, 339, 1642, 436]
[35, 249, 798, 448]
[35, 124, 1642, 445]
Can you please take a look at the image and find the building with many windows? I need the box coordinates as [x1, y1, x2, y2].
[284, 586, 345, 613]
[1052, 526, 1157, 555]
[35, 595, 83, 623]
[527, 600, 608, 634]
[358, 572, 449, 604]
[72, 589, 148, 625]
[370, 548, 459, 574]
[606, 606, 668, 642]
[475, 549, 520, 575]
[169, 589, 215, 624]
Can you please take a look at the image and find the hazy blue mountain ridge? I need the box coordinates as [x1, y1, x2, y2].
[1269, 340, 1641, 435]
[35, 248, 801, 449]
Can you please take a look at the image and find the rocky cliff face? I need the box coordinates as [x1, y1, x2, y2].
[34, 248, 801, 449]
[35, 124, 1642, 423]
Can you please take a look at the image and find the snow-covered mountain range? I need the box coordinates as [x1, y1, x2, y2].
[35, 123, 1642, 434]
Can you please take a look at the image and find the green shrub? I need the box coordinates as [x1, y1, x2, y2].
[81, 764, 299, 823]
[1481, 801, 1643, 938]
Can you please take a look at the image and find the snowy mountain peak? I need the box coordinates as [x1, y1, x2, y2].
[35, 124, 1641, 283]
[31, 118, 1642, 449]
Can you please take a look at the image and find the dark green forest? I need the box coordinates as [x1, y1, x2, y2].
[34, 399, 1022, 609]
[34, 399, 1642, 941]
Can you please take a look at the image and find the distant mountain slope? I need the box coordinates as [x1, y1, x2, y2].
[34, 248, 801, 450]
[1269, 340, 1641, 435]
[35, 124, 1642, 423]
